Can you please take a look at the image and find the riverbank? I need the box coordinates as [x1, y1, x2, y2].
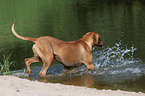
[0, 75, 144, 96]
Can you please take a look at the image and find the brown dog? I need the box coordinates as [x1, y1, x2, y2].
[11, 22, 104, 77]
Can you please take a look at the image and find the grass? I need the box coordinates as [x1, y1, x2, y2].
[0, 54, 14, 74]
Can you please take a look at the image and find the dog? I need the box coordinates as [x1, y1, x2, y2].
[11, 22, 104, 77]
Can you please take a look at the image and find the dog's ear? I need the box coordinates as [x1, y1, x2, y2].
[93, 33, 104, 47]
[93, 33, 99, 45]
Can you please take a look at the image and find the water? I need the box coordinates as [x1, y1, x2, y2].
[0, 0, 145, 93]
[10, 40, 145, 92]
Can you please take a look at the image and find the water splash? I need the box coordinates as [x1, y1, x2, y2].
[93, 40, 138, 69]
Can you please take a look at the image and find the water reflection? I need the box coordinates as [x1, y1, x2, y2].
[57, 75, 94, 88]
[38, 75, 95, 88]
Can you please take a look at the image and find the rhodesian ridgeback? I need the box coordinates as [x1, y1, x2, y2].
[11, 22, 104, 77]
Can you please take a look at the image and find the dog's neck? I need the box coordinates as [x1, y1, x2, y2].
[84, 39, 94, 50]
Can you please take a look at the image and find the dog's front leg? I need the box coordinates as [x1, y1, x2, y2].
[83, 54, 95, 70]
[84, 63, 95, 70]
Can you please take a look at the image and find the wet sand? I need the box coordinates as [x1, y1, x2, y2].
[0, 75, 144, 96]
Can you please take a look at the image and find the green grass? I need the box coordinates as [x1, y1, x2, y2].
[0, 54, 14, 74]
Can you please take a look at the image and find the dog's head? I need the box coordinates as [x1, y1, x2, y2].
[81, 32, 104, 47]
[92, 32, 104, 47]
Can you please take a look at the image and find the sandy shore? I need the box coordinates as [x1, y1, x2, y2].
[0, 76, 144, 96]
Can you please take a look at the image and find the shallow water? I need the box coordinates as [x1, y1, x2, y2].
[11, 41, 145, 92]
[0, 0, 145, 93]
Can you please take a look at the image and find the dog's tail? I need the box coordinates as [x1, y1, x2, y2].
[11, 22, 37, 43]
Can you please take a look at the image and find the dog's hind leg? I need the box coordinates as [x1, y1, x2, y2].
[25, 45, 40, 75]
[25, 56, 40, 75]
[30, 43, 54, 77]
[39, 53, 53, 77]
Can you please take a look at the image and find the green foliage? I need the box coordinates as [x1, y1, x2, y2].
[0, 54, 14, 74]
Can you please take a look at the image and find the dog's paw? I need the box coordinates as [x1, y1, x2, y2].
[26, 69, 31, 75]
[39, 73, 46, 77]
[88, 64, 95, 70]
